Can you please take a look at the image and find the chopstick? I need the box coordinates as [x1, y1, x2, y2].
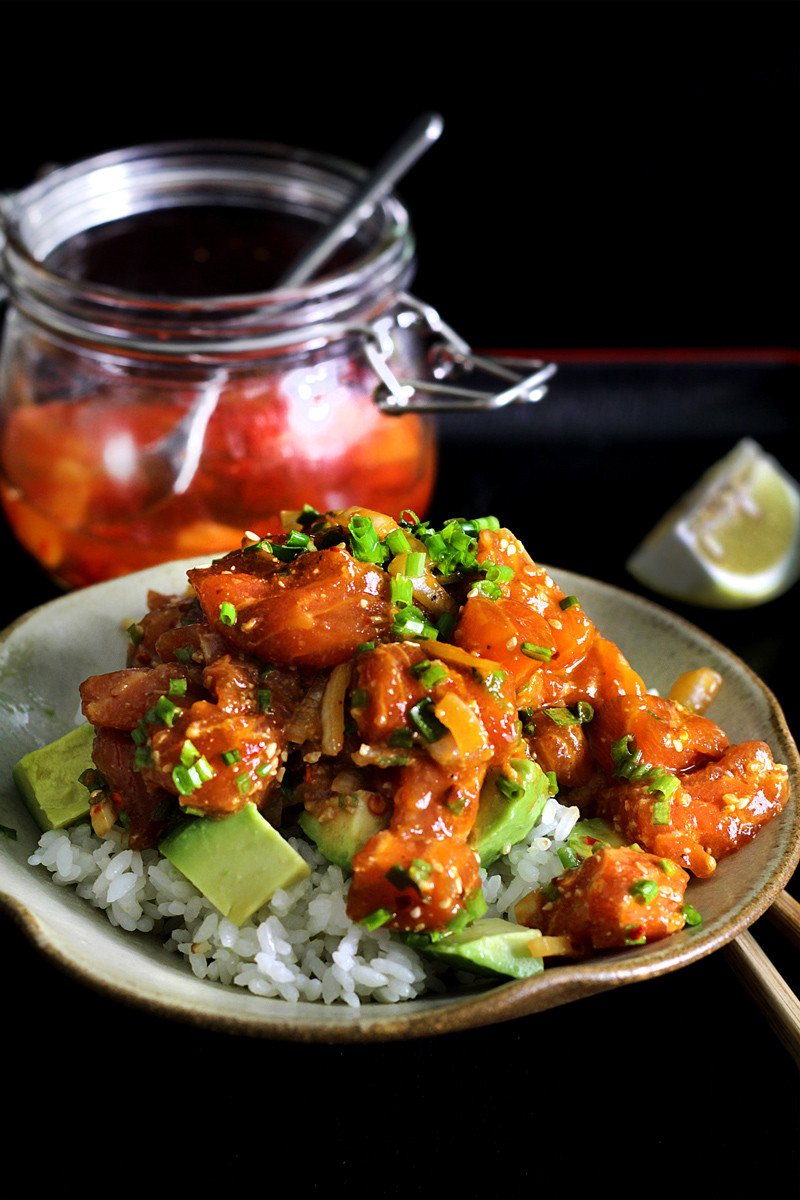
[723, 890, 800, 1070]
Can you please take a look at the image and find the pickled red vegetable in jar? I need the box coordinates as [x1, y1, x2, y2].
[0, 143, 437, 588]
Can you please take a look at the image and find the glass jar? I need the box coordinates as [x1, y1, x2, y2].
[0, 140, 556, 590]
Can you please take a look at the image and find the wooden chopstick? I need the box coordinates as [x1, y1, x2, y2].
[723, 890, 800, 1070]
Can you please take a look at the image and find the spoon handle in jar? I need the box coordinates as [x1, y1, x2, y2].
[277, 112, 444, 288]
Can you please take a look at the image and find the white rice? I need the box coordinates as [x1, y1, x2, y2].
[28, 796, 579, 1006]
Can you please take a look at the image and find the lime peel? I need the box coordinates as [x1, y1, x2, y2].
[626, 438, 800, 609]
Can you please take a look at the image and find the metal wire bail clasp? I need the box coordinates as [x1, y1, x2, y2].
[364, 291, 558, 413]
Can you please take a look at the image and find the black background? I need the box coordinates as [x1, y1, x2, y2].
[2, 1, 799, 1192]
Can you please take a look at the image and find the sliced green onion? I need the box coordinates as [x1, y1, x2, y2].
[557, 846, 580, 870]
[168, 677, 187, 696]
[349, 515, 388, 564]
[392, 605, 439, 641]
[385, 528, 411, 556]
[472, 579, 502, 600]
[390, 575, 414, 607]
[258, 688, 272, 714]
[133, 745, 153, 771]
[235, 773, 253, 796]
[682, 903, 702, 927]
[651, 798, 671, 826]
[559, 595, 581, 610]
[388, 727, 416, 748]
[481, 561, 514, 584]
[351, 688, 369, 709]
[404, 552, 426, 579]
[521, 642, 553, 661]
[436, 611, 457, 639]
[221, 748, 242, 766]
[407, 697, 447, 743]
[173, 645, 194, 664]
[359, 907, 393, 930]
[219, 601, 237, 627]
[296, 503, 321, 527]
[575, 701, 594, 723]
[410, 659, 447, 689]
[356, 641, 376, 653]
[127, 623, 144, 647]
[180, 739, 200, 767]
[544, 706, 580, 727]
[155, 694, 180, 727]
[629, 878, 659, 904]
[496, 774, 525, 802]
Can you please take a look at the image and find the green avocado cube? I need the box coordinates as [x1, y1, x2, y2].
[159, 802, 310, 925]
[298, 794, 389, 871]
[420, 917, 544, 979]
[13, 722, 96, 832]
[468, 758, 550, 867]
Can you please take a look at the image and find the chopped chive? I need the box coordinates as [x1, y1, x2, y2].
[557, 846, 580, 870]
[472, 579, 502, 600]
[544, 705, 580, 727]
[390, 575, 414, 607]
[296, 503, 321, 527]
[520, 642, 554, 661]
[629, 878, 659, 904]
[180, 739, 200, 767]
[219, 601, 237, 626]
[436, 611, 457, 639]
[359, 907, 394, 930]
[404, 552, 426, 578]
[349, 515, 389, 564]
[133, 745, 153, 770]
[651, 798, 671, 825]
[481, 560, 514, 584]
[496, 774, 525, 802]
[392, 605, 439, 641]
[407, 697, 448, 743]
[155, 694, 180, 727]
[385, 528, 411, 556]
[410, 659, 448, 689]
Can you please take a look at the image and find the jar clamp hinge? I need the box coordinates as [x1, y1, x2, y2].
[364, 292, 558, 414]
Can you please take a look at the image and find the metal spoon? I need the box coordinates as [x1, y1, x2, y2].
[136, 115, 445, 503]
[276, 111, 445, 288]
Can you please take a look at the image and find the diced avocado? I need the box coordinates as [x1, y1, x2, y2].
[419, 917, 544, 980]
[13, 722, 96, 832]
[159, 802, 310, 925]
[298, 794, 390, 871]
[468, 757, 550, 867]
[567, 816, 627, 862]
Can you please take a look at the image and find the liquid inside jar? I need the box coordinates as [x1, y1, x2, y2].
[43, 205, 362, 295]
[0, 205, 436, 589]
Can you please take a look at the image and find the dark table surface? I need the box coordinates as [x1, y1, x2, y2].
[1, 350, 798, 1190]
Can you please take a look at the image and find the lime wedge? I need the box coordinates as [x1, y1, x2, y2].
[626, 438, 800, 608]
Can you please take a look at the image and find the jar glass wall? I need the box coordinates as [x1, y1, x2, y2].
[0, 142, 437, 589]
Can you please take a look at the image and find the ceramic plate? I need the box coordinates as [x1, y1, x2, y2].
[1, 560, 798, 1042]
